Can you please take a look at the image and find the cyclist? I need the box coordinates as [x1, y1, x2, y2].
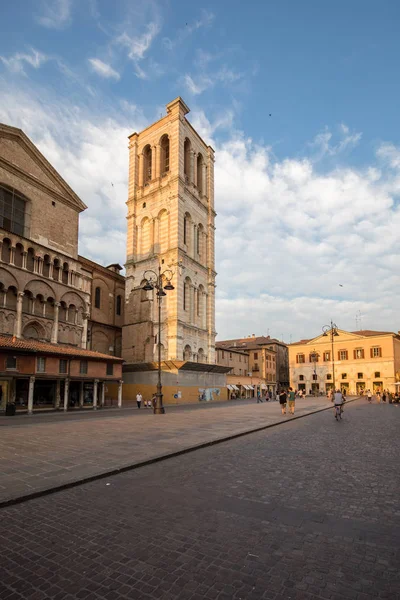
[333, 389, 344, 420]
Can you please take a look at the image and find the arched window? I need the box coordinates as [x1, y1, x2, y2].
[43, 255, 51, 278]
[183, 345, 191, 361]
[184, 215, 188, 245]
[197, 153, 203, 195]
[116, 295, 122, 316]
[6, 286, 17, 310]
[62, 262, 69, 285]
[143, 145, 152, 184]
[14, 243, 24, 268]
[26, 248, 35, 272]
[183, 278, 191, 311]
[59, 301, 67, 321]
[53, 258, 60, 281]
[198, 348, 205, 363]
[1, 238, 11, 264]
[0, 183, 27, 236]
[184, 138, 191, 179]
[95, 286, 101, 309]
[160, 135, 170, 174]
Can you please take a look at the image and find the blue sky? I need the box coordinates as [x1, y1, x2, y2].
[1, 0, 400, 341]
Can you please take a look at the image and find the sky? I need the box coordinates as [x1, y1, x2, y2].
[1, 0, 400, 343]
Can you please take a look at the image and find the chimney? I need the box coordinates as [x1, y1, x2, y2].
[252, 334, 255, 337]
[12, 335, 16, 342]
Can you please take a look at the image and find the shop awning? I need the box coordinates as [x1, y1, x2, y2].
[261, 384, 268, 389]
[232, 384, 240, 391]
[227, 385, 234, 390]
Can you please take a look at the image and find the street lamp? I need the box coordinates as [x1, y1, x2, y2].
[310, 349, 319, 396]
[142, 265, 174, 414]
[322, 321, 339, 393]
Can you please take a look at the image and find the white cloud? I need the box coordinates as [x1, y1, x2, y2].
[163, 10, 214, 50]
[88, 58, 120, 81]
[37, 0, 72, 29]
[183, 68, 243, 96]
[310, 125, 362, 159]
[117, 22, 160, 61]
[1, 83, 399, 341]
[0, 49, 48, 74]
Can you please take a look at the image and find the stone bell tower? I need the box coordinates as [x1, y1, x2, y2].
[122, 97, 216, 364]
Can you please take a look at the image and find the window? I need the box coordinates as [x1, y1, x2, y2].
[371, 347, 382, 358]
[80, 360, 88, 374]
[183, 281, 187, 310]
[0, 184, 26, 236]
[342, 373, 347, 380]
[254, 352, 258, 360]
[323, 351, 330, 361]
[197, 153, 204, 194]
[338, 350, 348, 361]
[196, 228, 200, 254]
[95, 287, 101, 309]
[6, 356, 17, 370]
[221, 351, 224, 359]
[357, 372, 363, 379]
[326, 374, 332, 380]
[59, 359, 68, 374]
[143, 145, 152, 183]
[312, 374, 317, 380]
[299, 375, 304, 381]
[296, 354, 305, 363]
[160, 135, 170, 174]
[37, 357, 46, 373]
[184, 215, 188, 245]
[254, 363, 259, 371]
[374, 371, 381, 378]
[354, 348, 364, 359]
[229, 352, 232, 359]
[184, 138, 191, 178]
[116, 295, 122, 316]
[106, 363, 113, 376]
[309, 353, 319, 362]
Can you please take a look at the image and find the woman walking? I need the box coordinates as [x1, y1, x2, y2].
[279, 389, 287, 415]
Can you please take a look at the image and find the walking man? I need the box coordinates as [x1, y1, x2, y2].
[257, 390, 263, 403]
[367, 389, 372, 403]
[288, 387, 296, 415]
[279, 389, 287, 415]
[136, 391, 142, 409]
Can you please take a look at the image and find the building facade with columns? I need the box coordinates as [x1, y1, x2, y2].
[122, 97, 216, 365]
[289, 329, 400, 395]
[0, 123, 125, 411]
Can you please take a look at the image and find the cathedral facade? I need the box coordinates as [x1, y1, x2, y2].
[122, 98, 217, 365]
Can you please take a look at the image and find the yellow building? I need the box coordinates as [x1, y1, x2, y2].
[289, 328, 400, 395]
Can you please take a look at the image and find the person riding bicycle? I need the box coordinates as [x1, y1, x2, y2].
[333, 389, 344, 419]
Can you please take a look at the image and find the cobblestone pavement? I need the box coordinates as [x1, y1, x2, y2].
[1, 400, 399, 600]
[0, 396, 336, 505]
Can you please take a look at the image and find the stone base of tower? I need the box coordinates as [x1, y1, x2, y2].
[121, 361, 231, 406]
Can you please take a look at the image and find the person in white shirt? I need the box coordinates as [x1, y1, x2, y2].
[367, 389, 372, 403]
[136, 392, 142, 409]
[333, 390, 344, 419]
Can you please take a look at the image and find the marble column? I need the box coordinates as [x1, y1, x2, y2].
[9, 247, 15, 266]
[79, 381, 84, 408]
[100, 382, 105, 408]
[117, 380, 123, 408]
[22, 252, 27, 269]
[81, 312, 89, 349]
[93, 379, 99, 410]
[138, 153, 143, 187]
[14, 291, 24, 338]
[190, 150, 195, 185]
[27, 376, 35, 415]
[55, 379, 61, 410]
[63, 378, 69, 411]
[51, 302, 60, 344]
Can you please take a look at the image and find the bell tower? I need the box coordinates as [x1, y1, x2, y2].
[122, 97, 216, 364]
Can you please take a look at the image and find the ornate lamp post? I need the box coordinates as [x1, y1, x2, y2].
[322, 321, 339, 392]
[142, 266, 174, 414]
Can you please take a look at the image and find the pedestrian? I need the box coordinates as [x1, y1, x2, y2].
[288, 387, 296, 415]
[136, 391, 142, 409]
[367, 389, 372, 403]
[388, 391, 393, 404]
[152, 394, 157, 409]
[279, 389, 287, 415]
[377, 391, 381, 403]
[257, 390, 263, 403]
[382, 391, 386, 403]
[268, 390, 273, 401]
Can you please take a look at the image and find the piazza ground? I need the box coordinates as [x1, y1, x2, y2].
[0, 398, 399, 600]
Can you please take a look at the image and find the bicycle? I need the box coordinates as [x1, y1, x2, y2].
[334, 404, 343, 420]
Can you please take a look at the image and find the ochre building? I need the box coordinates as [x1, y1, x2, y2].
[289, 328, 400, 395]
